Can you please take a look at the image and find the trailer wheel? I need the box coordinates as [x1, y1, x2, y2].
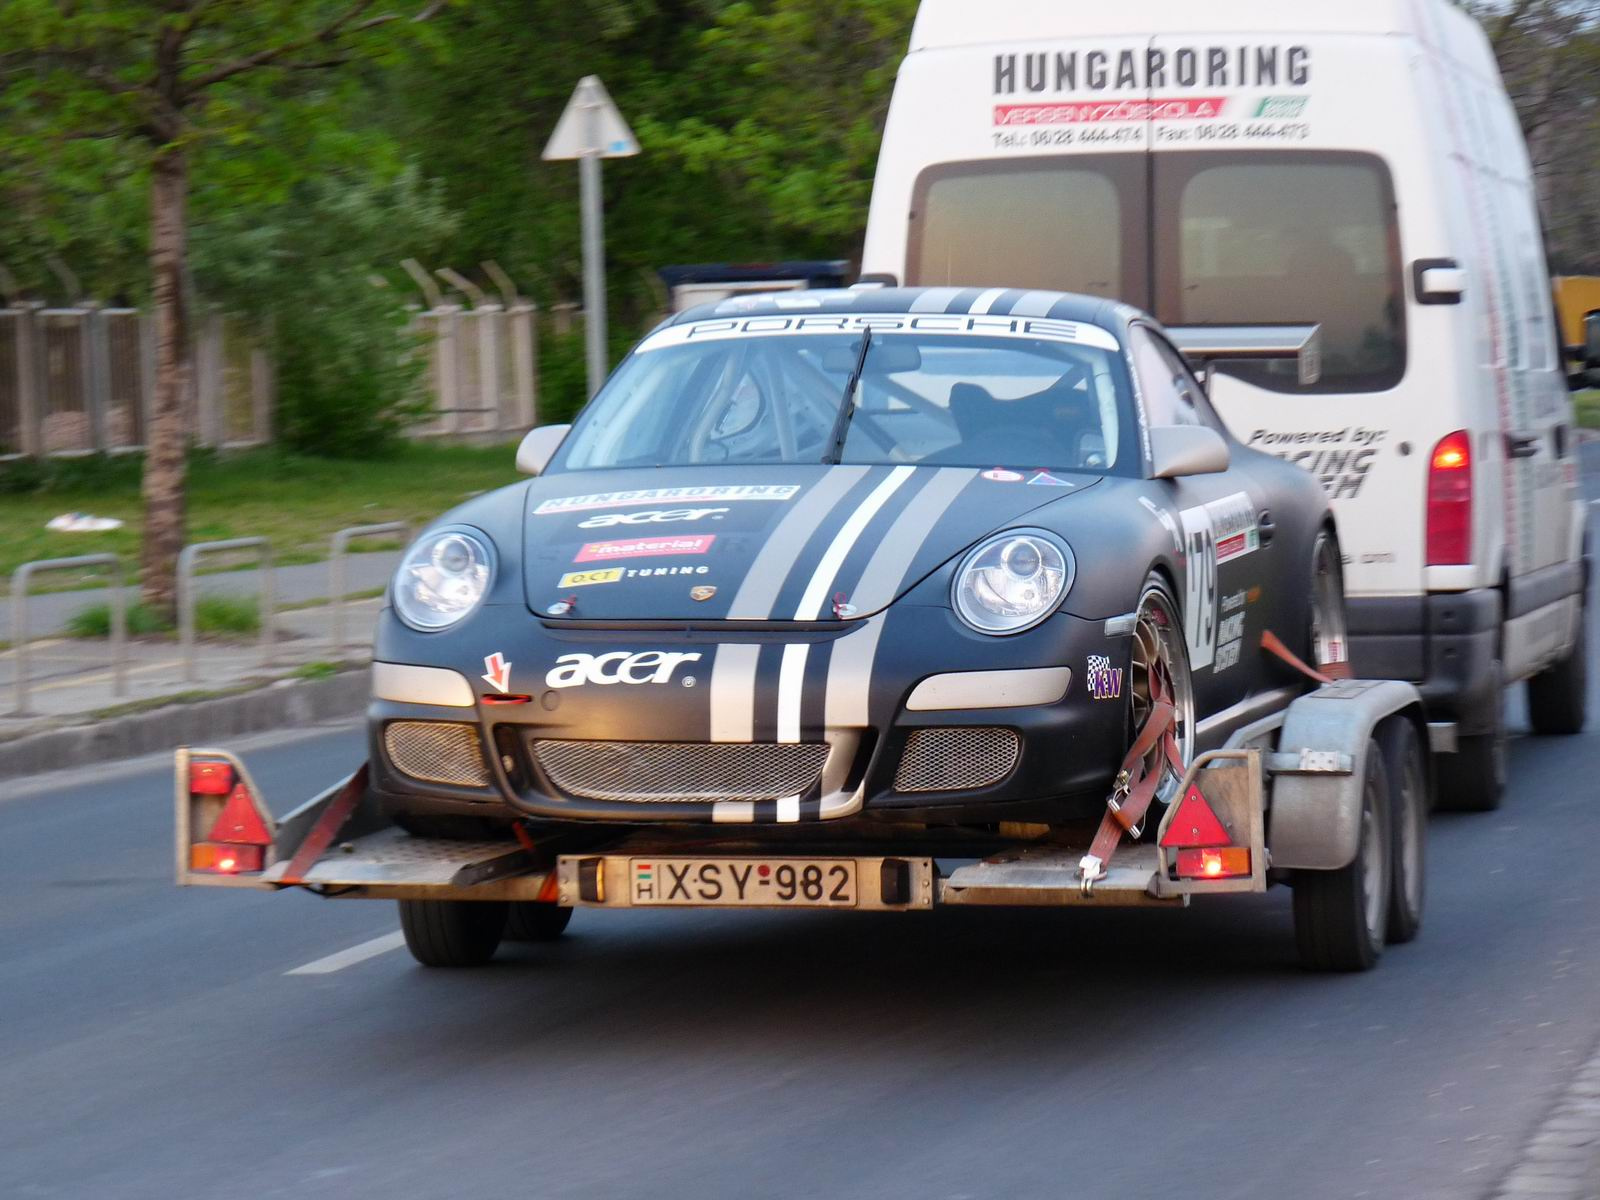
[1293, 741, 1392, 972]
[398, 900, 507, 967]
[1379, 717, 1426, 945]
[1526, 613, 1587, 736]
[1435, 661, 1506, 812]
[504, 902, 572, 942]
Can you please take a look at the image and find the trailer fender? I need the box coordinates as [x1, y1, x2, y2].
[1267, 680, 1427, 871]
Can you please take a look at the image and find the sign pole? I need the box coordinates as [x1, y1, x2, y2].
[579, 148, 606, 399]
[542, 76, 640, 403]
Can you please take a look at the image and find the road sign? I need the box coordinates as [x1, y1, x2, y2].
[543, 76, 639, 161]
[543, 76, 639, 399]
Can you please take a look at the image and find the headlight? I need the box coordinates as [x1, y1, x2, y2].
[952, 530, 1074, 635]
[393, 529, 494, 631]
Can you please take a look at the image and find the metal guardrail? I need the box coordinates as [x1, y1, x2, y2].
[178, 538, 274, 682]
[10, 554, 126, 716]
[329, 523, 407, 655]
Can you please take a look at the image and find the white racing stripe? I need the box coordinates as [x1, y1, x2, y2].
[776, 466, 917, 757]
[286, 931, 406, 976]
[970, 288, 1008, 315]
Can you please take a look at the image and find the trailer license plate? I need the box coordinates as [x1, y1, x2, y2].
[629, 858, 857, 908]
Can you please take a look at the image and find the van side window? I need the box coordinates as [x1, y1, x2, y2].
[1130, 327, 1203, 428]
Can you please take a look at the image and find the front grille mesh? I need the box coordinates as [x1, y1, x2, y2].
[532, 740, 830, 804]
[894, 728, 1020, 794]
[384, 721, 490, 787]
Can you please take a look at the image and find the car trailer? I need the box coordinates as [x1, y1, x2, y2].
[176, 679, 1433, 973]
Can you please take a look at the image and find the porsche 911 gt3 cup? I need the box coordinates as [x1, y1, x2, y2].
[368, 287, 1346, 838]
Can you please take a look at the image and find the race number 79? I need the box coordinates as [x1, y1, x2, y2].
[1181, 507, 1218, 670]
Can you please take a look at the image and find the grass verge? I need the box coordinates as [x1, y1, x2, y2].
[1576, 390, 1600, 430]
[0, 442, 519, 590]
[65, 595, 262, 638]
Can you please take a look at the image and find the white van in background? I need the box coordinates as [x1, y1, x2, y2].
[860, 0, 1590, 809]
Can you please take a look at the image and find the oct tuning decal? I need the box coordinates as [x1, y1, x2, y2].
[1179, 492, 1260, 671]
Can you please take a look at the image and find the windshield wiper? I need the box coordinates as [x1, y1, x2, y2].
[823, 329, 872, 464]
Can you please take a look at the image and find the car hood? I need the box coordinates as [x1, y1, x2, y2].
[522, 464, 1101, 622]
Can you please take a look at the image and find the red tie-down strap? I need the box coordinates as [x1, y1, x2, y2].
[1260, 630, 1354, 686]
[1079, 659, 1184, 888]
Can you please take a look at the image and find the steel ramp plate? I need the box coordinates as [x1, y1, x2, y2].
[939, 844, 1184, 908]
[260, 828, 533, 889]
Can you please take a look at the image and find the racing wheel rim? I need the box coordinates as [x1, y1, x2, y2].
[1131, 583, 1194, 807]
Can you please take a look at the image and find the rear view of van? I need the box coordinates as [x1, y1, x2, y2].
[862, 0, 1590, 809]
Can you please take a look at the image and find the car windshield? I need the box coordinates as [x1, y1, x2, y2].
[556, 314, 1136, 475]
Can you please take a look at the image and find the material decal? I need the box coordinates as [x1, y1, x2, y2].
[481, 653, 512, 694]
[559, 568, 624, 588]
[535, 485, 797, 516]
[545, 651, 702, 690]
[1027, 471, 1074, 488]
[1085, 655, 1124, 701]
[983, 468, 1025, 483]
[578, 507, 729, 529]
[1245, 428, 1387, 502]
[575, 535, 715, 563]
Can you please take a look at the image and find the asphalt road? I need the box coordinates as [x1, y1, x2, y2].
[1, 464, 1595, 1200]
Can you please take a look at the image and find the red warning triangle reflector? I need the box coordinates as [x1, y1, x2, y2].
[1160, 784, 1232, 849]
[206, 783, 273, 846]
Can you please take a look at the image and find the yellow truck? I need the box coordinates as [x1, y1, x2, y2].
[1554, 275, 1600, 356]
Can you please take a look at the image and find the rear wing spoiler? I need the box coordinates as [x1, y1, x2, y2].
[1167, 324, 1323, 387]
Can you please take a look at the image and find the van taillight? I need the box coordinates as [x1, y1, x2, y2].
[1426, 431, 1473, 565]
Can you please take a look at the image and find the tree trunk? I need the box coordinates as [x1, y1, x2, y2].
[140, 145, 190, 622]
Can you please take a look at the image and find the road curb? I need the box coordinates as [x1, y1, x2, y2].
[0, 669, 370, 782]
[1490, 1032, 1600, 1200]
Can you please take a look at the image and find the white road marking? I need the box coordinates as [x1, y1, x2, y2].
[286, 930, 405, 976]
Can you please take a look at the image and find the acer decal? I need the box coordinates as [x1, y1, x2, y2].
[577, 507, 729, 529]
[545, 651, 703, 689]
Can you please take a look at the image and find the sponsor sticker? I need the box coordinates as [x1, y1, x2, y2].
[627, 565, 711, 578]
[1245, 427, 1386, 502]
[545, 651, 702, 690]
[995, 98, 1226, 127]
[578, 507, 728, 529]
[535, 486, 798, 516]
[575, 535, 715, 564]
[1214, 613, 1246, 673]
[1255, 96, 1309, 119]
[1086, 654, 1124, 701]
[1027, 471, 1074, 488]
[559, 568, 624, 588]
[1179, 492, 1262, 671]
[982, 468, 1025, 483]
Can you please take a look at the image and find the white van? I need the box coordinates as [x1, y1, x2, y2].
[860, 0, 1590, 809]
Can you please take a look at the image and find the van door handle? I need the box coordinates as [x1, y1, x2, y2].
[1506, 433, 1540, 460]
[1258, 510, 1276, 545]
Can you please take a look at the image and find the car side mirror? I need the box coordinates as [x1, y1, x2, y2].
[516, 424, 571, 477]
[1150, 426, 1230, 479]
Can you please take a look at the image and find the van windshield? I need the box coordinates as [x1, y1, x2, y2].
[908, 151, 1405, 395]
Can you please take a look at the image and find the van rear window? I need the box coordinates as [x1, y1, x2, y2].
[907, 150, 1405, 395]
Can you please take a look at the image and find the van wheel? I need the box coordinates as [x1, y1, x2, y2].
[1293, 738, 1392, 972]
[505, 902, 573, 942]
[398, 900, 507, 967]
[1527, 615, 1587, 736]
[1379, 718, 1426, 945]
[1434, 661, 1506, 812]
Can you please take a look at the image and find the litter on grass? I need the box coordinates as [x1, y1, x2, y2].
[46, 513, 125, 533]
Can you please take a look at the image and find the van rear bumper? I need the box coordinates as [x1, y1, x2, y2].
[1347, 590, 1501, 734]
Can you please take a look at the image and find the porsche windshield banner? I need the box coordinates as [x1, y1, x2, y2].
[637, 313, 1122, 353]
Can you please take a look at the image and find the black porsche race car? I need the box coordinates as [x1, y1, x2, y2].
[370, 286, 1347, 841]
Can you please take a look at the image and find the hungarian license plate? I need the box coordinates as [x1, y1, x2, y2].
[629, 857, 857, 908]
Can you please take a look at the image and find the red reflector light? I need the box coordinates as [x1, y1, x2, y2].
[205, 784, 273, 846]
[1160, 785, 1233, 849]
[189, 759, 235, 795]
[1427, 430, 1473, 566]
[190, 842, 265, 874]
[1176, 847, 1252, 880]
